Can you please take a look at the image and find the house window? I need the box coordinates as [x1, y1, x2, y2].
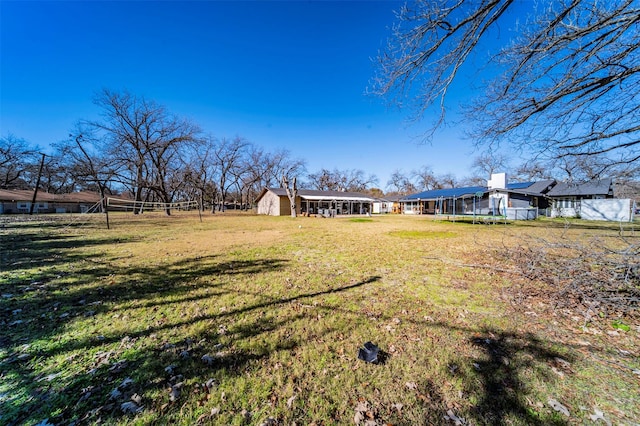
[555, 198, 575, 209]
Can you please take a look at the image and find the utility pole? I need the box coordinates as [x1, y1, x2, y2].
[29, 152, 47, 215]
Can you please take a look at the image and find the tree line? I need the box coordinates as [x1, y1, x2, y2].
[2, 89, 560, 214]
[1, 91, 302, 213]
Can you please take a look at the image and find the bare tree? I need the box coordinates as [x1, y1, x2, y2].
[82, 89, 200, 214]
[0, 134, 38, 189]
[459, 175, 487, 187]
[373, 0, 640, 174]
[212, 136, 250, 212]
[308, 168, 339, 191]
[39, 153, 78, 194]
[309, 168, 377, 192]
[386, 169, 416, 194]
[411, 165, 438, 191]
[184, 138, 219, 212]
[471, 153, 510, 179]
[435, 173, 457, 189]
[237, 147, 305, 210]
[264, 149, 306, 189]
[513, 161, 553, 182]
[342, 169, 379, 192]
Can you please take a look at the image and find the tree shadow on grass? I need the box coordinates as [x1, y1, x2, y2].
[0, 231, 137, 273]
[1, 230, 381, 426]
[303, 301, 575, 426]
[461, 329, 570, 425]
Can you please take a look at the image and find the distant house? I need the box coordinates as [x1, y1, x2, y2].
[371, 197, 394, 214]
[255, 188, 375, 217]
[0, 189, 102, 214]
[546, 178, 615, 218]
[400, 173, 555, 219]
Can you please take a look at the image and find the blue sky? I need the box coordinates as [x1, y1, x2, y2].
[1, 0, 494, 189]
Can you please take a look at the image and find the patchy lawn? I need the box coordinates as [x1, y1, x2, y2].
[1, 213, 638, 425]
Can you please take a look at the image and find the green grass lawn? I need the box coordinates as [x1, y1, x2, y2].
[1, 212, 638, 425]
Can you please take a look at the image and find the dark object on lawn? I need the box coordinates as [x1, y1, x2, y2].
[358, 341, 380, 363]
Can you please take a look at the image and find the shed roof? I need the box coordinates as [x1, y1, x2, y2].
[546, 178, 613, 197]
[256, 188, 375, 203]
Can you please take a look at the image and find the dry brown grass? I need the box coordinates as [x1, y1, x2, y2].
[1, 212, 638, 425]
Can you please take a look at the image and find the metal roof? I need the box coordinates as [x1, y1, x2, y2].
[506, 182, 534, 190]
[546, 178, 613, 197]
[402, 186, 487, 201]
[519, 179, 556, 194]
[402, 180, 557, 201]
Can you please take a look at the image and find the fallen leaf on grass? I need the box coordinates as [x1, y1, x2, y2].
[287, 395, 296, 409]
[160, 342, 175, 350]
[169, 382, 183, 402]
[588, 408, 611, 425]
[391, 402, 403, 415]
[205, 378, 217, 392]
[554, 357, 571, 369]
[259, 417, 277, 426]
[119, 377, 134, 388]
[547, 398, 570, 417]
[121, 401, 143, 414]
[37, 373, 61, 382]
[130, 393, 143, 405]
[444, 409, 466, 425]
[241, 409, 252, 422]
[108, 360, 128, 373]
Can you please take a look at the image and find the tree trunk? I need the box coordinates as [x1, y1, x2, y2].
[282, 175, 298, 218]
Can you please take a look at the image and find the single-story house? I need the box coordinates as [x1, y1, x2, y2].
[0, 189, 102, 214]
[546, 178, 614, 218]
[400, 173, 556, 219]
[255, 188, 376, 216]
[400, 173, 629, 221]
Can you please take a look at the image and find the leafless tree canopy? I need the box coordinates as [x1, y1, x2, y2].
[373, 0, 640, 175]
[307, 168, 378, 192]
[472, 153, 510, 179]
[80, 89, 201, 213]
[0, 135, 39, 189]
